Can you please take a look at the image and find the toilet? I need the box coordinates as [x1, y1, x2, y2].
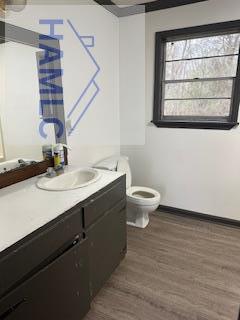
[94, 156, 161, 228]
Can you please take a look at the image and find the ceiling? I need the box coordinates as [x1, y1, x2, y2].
[94, 0, 208, 16]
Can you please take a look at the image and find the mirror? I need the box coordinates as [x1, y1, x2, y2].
[0, 42, 55, 162]
[0, 121, 4, 160]
[0, 22, 66, 166]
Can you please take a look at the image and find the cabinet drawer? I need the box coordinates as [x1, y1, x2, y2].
[83, 177, 126, 229]
[0, 206, 82, 299]
[0, 238, 90, 320]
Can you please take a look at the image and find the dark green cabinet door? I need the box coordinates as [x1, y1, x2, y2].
[0, 239, 90, 320]
[0, 205, 83, 299]
[87, 200, 127, 298]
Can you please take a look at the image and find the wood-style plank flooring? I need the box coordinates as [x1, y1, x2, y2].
[85, 212, 240, 320]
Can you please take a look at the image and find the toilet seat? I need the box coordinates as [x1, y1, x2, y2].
[127, 186, 160, 206]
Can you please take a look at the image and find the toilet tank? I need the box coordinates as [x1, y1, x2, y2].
[94, 156, 132, 189]
[94, 156, 119, 171]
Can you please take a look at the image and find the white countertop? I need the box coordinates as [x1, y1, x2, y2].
[0, 166, 123, 254]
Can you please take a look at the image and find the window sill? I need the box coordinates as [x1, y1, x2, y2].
[151, 120, 239, 130]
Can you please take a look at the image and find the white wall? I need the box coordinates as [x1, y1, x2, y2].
[120, 0, 240, 220]
[119, 13, 145, 146]
[2, 0, 120, 166]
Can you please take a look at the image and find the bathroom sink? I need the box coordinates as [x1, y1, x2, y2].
[36, 168, 101, 191]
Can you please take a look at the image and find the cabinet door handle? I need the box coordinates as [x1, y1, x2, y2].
[0, 298, 26, 319]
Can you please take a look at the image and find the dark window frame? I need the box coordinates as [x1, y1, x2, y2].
[153, 20, 240, 130]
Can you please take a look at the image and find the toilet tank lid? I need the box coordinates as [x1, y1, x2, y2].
[94, 156, 120, 171]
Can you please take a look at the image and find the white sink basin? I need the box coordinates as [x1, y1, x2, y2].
[36, 168, 101, 191]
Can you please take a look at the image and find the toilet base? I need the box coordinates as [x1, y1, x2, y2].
[127, 215, 149, 229]
[126, 201, 160, 229]
[126, 207, 150, 229]
[127, 217, 149, 229]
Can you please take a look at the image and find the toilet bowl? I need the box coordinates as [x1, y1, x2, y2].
[126, 186, 161, 228]
[94, 156, 161, 228]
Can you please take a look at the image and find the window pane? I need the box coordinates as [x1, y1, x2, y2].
[165, 80, 233, 99]
[164, 99, 230, 117]
[165, 56, 238, 80]
[166, 33, 240, 60]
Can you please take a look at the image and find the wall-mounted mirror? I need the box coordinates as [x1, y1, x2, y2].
[0, 120, 4, 161]
[0, 21, 66, 168]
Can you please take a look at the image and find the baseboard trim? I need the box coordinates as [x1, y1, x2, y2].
[157, 205, 240, 228]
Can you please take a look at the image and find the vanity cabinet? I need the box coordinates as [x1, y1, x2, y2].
[0, 239, 90, 320]
[0, 175, 126, 320]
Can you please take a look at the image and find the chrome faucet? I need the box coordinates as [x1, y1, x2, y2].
[18, 159, 28, 167]
[18, 159, 37, 167]
[45, 167, 57, 178]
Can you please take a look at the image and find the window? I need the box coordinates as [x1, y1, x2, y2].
[153, 20, 240, 129]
